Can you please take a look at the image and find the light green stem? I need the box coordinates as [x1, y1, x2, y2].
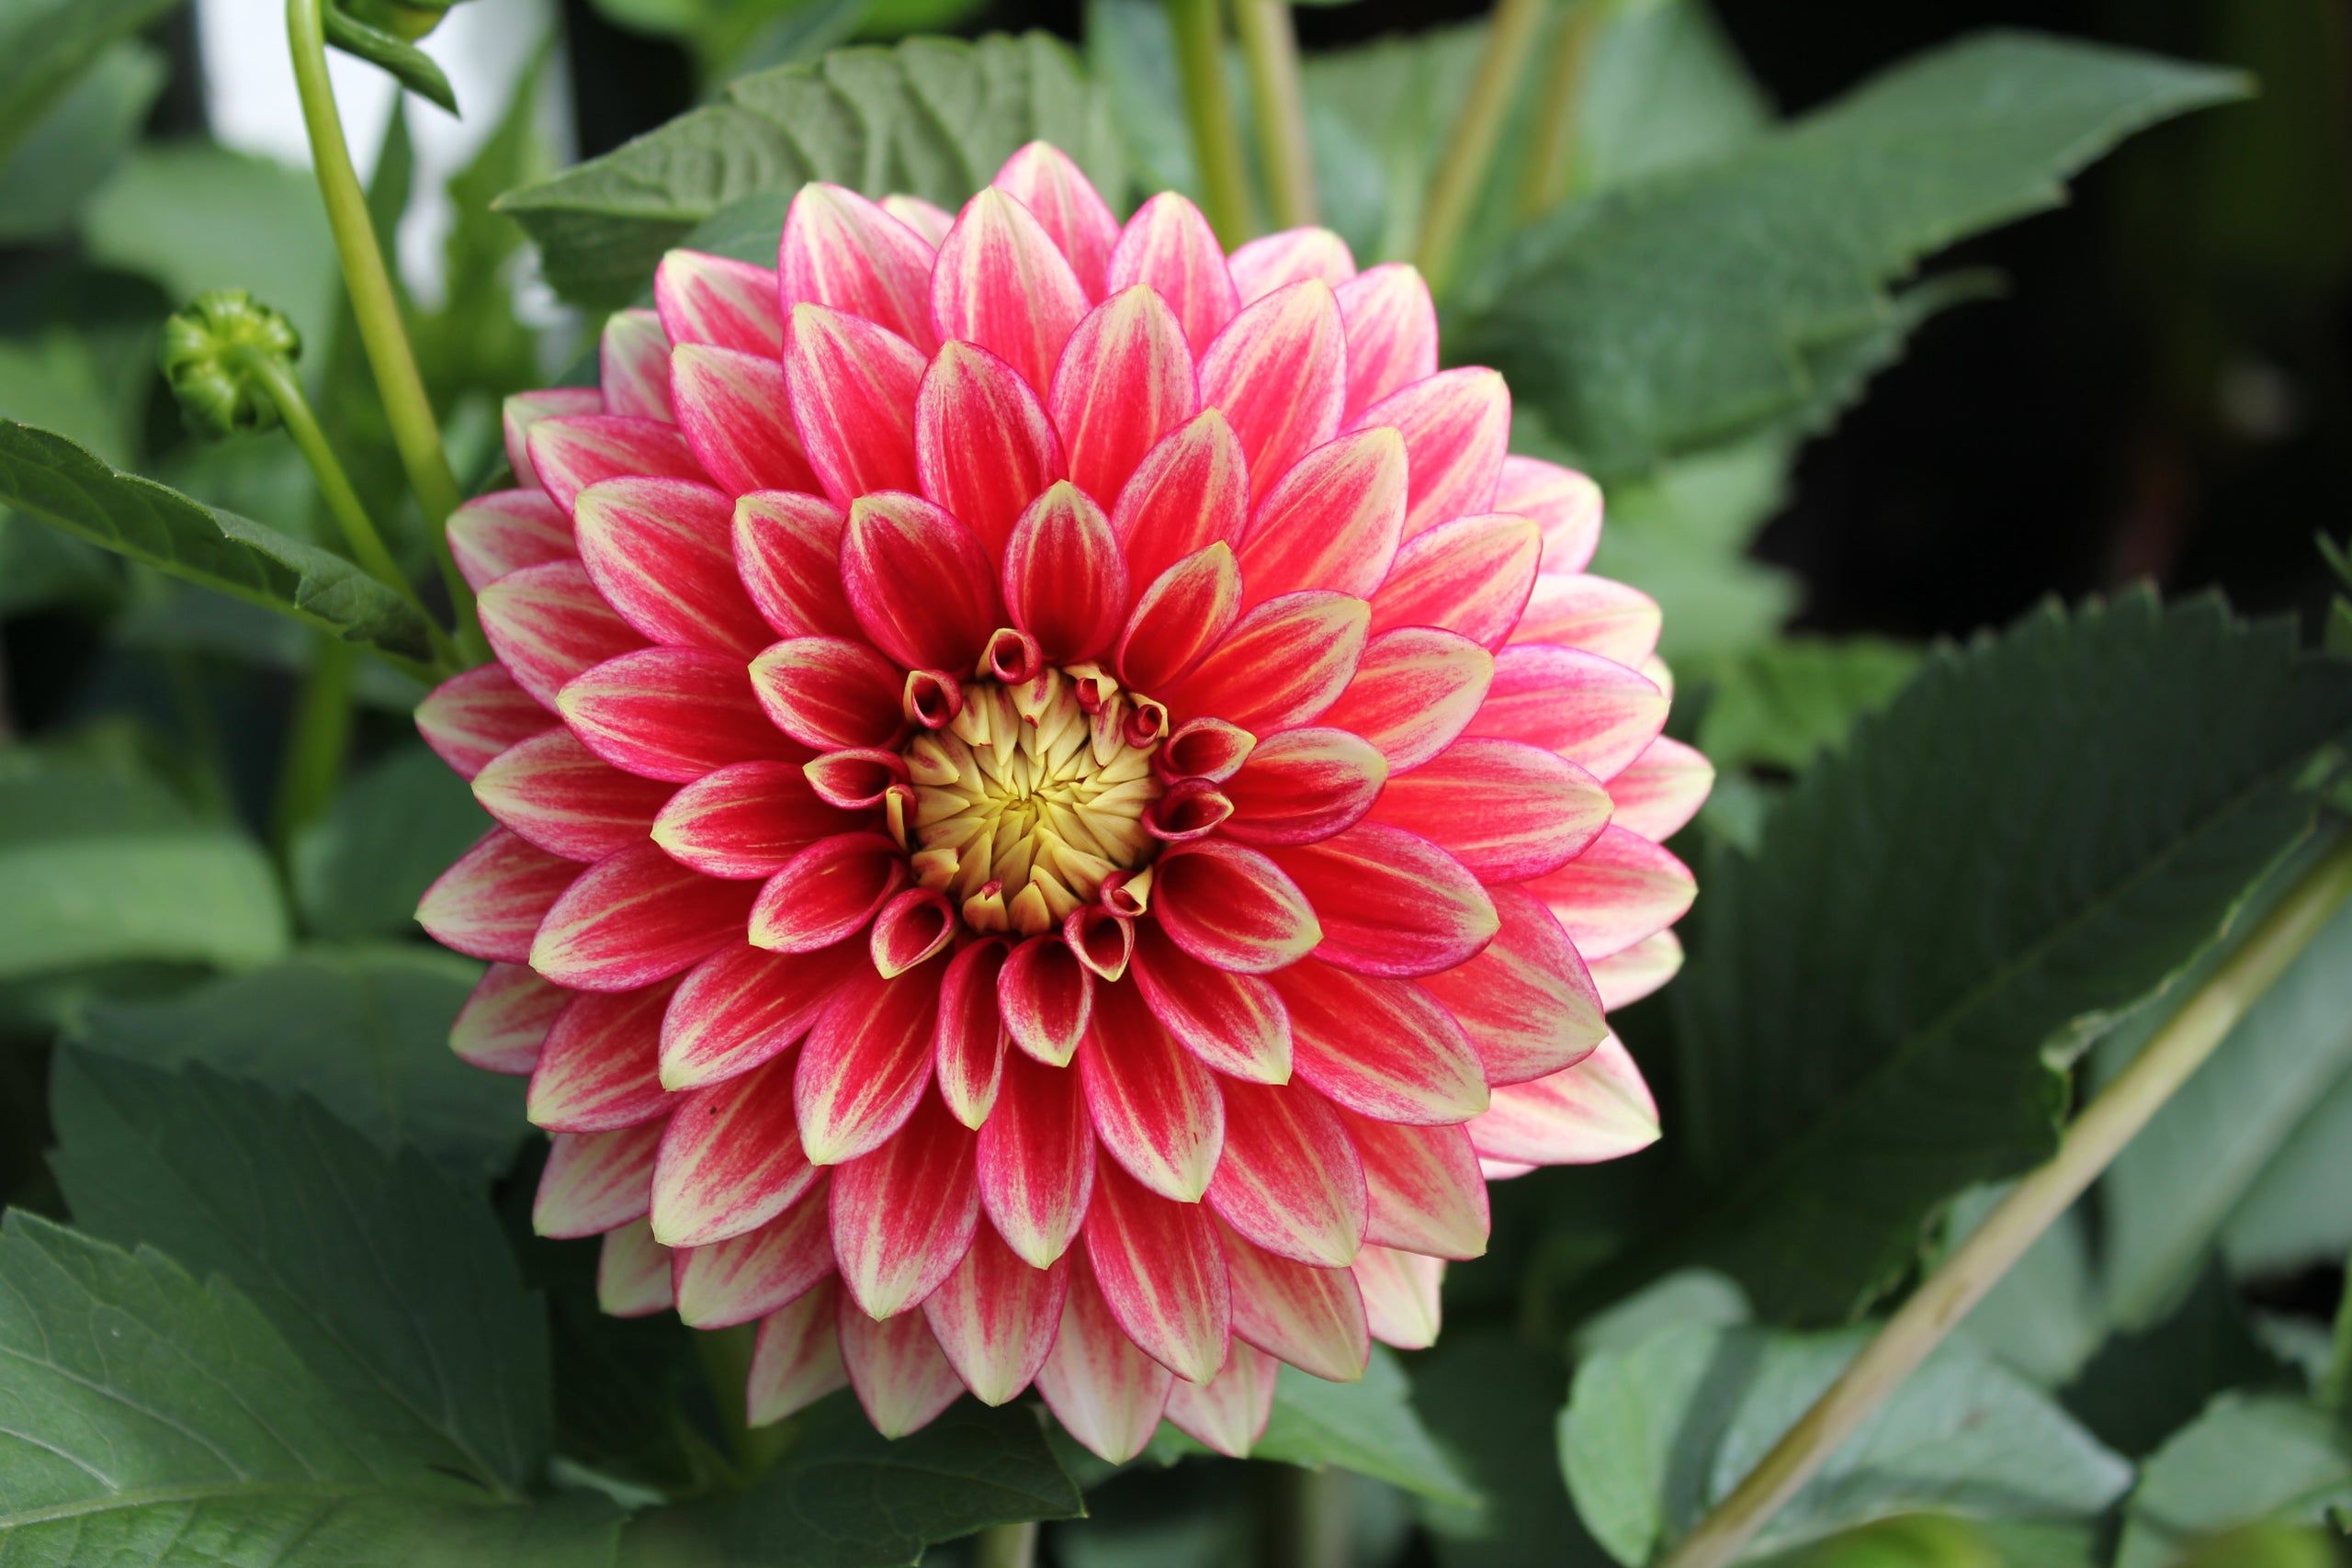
[1414, 0, 1549, 297]
[1165, 0, 1256, 249]
[692, 1323, 792, 1483]
[1261, 1465, 1351, 1568]
[1660, 836, 2352, 1568]
[2324, 1242, 2352, 1414]
[1231, 0, 1316, 229]
[272, 632, 355, 855]
[1516, 0, 1602, 219]
[287, 0, 479, 654]
[971, 1521, 1039, 1568]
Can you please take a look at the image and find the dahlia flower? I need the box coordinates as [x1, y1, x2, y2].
[416, 143, 1707, 1463]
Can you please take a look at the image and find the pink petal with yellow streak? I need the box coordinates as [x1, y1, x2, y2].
[1216, 1215, 1369, 1382]
[1163, 1338, 1279, 1456]
[1220, 726, 1386, 847]
[477, 558, 647, 711]
[746, 1279, 848, 1425]
[503, 387, 601, 491]
[1371, 737, 1611, 883]
[531, 843, 755, 991]
[674, 1181, 834, 1328]
[655, 248, 782, 355]
[451, 962, 568, 1076]
[1339, 1111, 1488, 1259]
[1512, 573, 1661, 668]
[560, 646, 795, 784]
[1105, 192, 1237, 355]
[415, 827, 578, 963]
[1334, 264, 1436, 419]
[749, 832, 909, 954]
[749, 636, 906, 751]
[1523, 825, 1696, 962]
[1238, 428, 1405, 608]
[795, 955, 945, 1164]
[1130, 924, 1292, 1083]
[652, 760, 859, 880]
[1494, 455, 1602, 574]
[1051, 286, 1197, 507]
[1607, 736, 1713, 842]
[1207, 1078, 1366, 1268]
[1320, 626, 1493, 773]
[1035, 1247, 1174, 1461]
[473, 728, 673, 863]
[1353, 1246, 1442, 1348]
[1470, 643, 1667, 784]
[978, 1046, 1096, 1269]
[1118, 542, 1242, 697]
[596, 1218, 673, 1316]
[931, 186, 1090, 393]
[448, 489, 571, 591]
[573, 477, 770, 656]
[1369, 513, 1539, 649]
[1078, 981, 1225, 1201]
[992, 141, 1119, 299]
[599, 309, 673, 423]
[1351, 367, 1510, 541]
[1166, 590, 1368, 733]
[1420, 885, 1605, 1086]
[1085, 1155, 1231, 1382]
[1590, 929, 1683, 1012]
[1197, 279, 1345, 492]
[735, 492, 859, 641]
[778, 183, 937, 350]
[1269, 822, 1498, 978]
[914, 340, 1064, 563]
[831, 1090, 980, 1317]
[671, 344, 822, 498]
[660, 941, 852, 1090]
[534, 1121, 662, 1237]
[1152, 840, 1321, 975]
[882, 194, 954, 247]
[650, 1048, 817, 1245]
[997, 935, 1093, 1067]
[923, 1222, 1067, 1404]
[935, 939, 1011, 1127]
[1465, 1034, 1658, 1165]
[1272, 960, 1487, 1124]
[783, 303, 925, 505]
[1112, 410, 1250, 602]
[1003, 481, 1125, 663]
[838, 1293, 966, 1438]
[1227, 227, 1356, 303]
[841, 491, 1005, 672]
[526, 414, 706, 514]
[415, 664, 554, 780]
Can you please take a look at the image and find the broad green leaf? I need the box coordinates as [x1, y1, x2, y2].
[0, 420, 441, 671]
[1252, 1348, 1479, 1508]
[1451, 33, 2247, 478]
[0, 41, 164, 243]
[1696, 637, 1924, 776]
[2114, 1396, 2352, 1568]
[114, 586, 429, 710]
[0, 0, 175, 163]
[1668, 593, 2352, 1319]
[294, 744, 494, 940]
[69, 946, 523, 1184]
[1558, 1322, 2132, 1566]
[0, 1211, 620, 1566]
[1410, 1332, 1613, 1568]
[498, 32, 1124, 309]
[2063, 1267, 2292, 1462]
[619, 1393, 1083, 1566]
[48, 1052, 551, 1496]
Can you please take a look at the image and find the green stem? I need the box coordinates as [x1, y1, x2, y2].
[2324, 1242, 2352, 1414]
[1259, 1465, 1351, 1568]
[1516, 0, 1602, 220]
[272, 632, 356, 856]
[971, 1521, 1039, 1568]
[1231, 0, 1316, 230]
[692, 1323, 792, 1483]
[1165, 0, 1256, 249]
[1659, 835, 2352, 1568]
[1413, 0, 1550, 297]
[286, 0, 479, 654]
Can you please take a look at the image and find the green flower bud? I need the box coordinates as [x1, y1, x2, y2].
[341, 0, 457, 40]
[159, 290, 303, 439]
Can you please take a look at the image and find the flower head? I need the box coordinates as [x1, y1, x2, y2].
[417, 144, 1709, 1462]
[159, 289, 302, 438]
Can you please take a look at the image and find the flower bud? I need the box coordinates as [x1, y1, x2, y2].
[341, 0, 457, 40]
[159, 290, 302, 439]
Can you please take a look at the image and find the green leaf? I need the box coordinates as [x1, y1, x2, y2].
[1409, 1331, 1613, 1568]
[68, 946, 523, 1185]
[1451, 32, 2248, 478]
[1251, 1348, 1479, 1509]
[0, 419, 441, 671]
[2063, 1266, 2292, 1461]
[293, 744, 495, 940]
[1696, 637, 1925, 776]
[497, 32, 1125, 309]
[0, 1211, 621, 1566]
[618, 1393, 1083, 1566]
[1667, 593, 2352, 1320]
[1558, 1321, 2132, 1566]
[324, 1, 458, 114]
[48, 1052, 551, 1496]
[0, 0, 176, 163]
[2114, 1395, 2352, 1568]
[0, 40, 164, 243]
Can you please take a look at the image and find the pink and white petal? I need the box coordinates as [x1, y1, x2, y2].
[1269, 823, 1498, 978]
[1158, 716, 1258, 784]
[735, 492, 859, 641]
[1112, 410, 1250, 603]
[476, 558, 648, 711]
[1523, 825, 1696, 963]
[526, 414, 707, 514]
[931, 186, 1090, 393]
[1035, 1248, 1174, 1462]
[1589, 929, 1683, 1012]
[415, 827, 579, 963]
[1216, 1217, 1369, 1382]
[560, 647, 796, 783]
[1464, 1035, 1658, 1165]
[574, 476, 771, 656]
[674, 1183, 834, 1328]
[841, 491, 1006, 672]
[795, 956, 946, 1164]
[1352, 1246, 1442, 1349]
[778, 183, 938, 349]
[596, 1218, 673, 1316]
[1050, 286, 1197, 507]
[415, 664, 555, 779]
[1163, 1338, 1278, 1457]
[935, 940, 1011, 1127]
[656, 247, 784, 355]
[652, 760, 860, 880]
[651, 1049, 818, 1246]
[997, 935, 1094, 1067]
[1351, 367, 1509, 541]
[451, 962, 568, 1076]
[504, 387, 602, 491]
[749, 636, 906, 751]
[1166, 590, 1369, 733]
[1207, 1078, 1366, 1268]
[1320, 626, 1494, 773]
[1334, 264, 1436, 419]
[527, 979, 677, 1131]
[1084, 1156, 1230, 1383]
[1420, 885, 1605, 1086]
[1196, 279, 1346, 492]
[838, 1294, 966, 1438]
[1607, 737, 1713, 842]
[1238, 428, 1406, 608]
[1117, 542, 1242, 697]
[1130, 925, 1292, 1083]
[1511, 573, 1661, 669]
[831, 1090, 980, 1318]
[1339, 1111, 1488, 1259]
[749, 832, 909, 954]
[882, 194, 954, 247]
[599, 309, 673, 423]
[992, 141, 1119, 299]
[914, 340, 1064, 562]
[1370, 737, 1611, 883]
[1227, 227, 1356, 303]
[1272, 961, 1487, 1124]
[661, 941, 853, 1090]
[1220, 727, 1387, 847]
[1104, 192, 1238, 355]
[1001, 482, 1125, 663]
[1152, 840, 1322, 975]
[1480, 1158, 1537, 1181]
[1470, 643, 1667, 784]
[1078, 981, 1225, 1202]
[672, 344, 823, 498]
[1368, 513, 1539, 649]
[978, 1046, 1096, 1269]
[532, 844, 756, 991]
[783, 303, 926, 505]
[534, 1121, 663, 1238]
[747, 1279, 849, 1425]
[448, 489, 572, 591]
[472, 729, 672, 862]
[923, 1222, 1069, 1404]
[1494, 455, 1602, 574]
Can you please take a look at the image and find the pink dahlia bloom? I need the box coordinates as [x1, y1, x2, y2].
[416, 143, 1708, 1463]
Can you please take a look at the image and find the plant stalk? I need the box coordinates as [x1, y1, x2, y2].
[1414, 0, 1549, 297]
[286, 0, 479, 654]
[1659, 834, 2352, 1568]
[1165, 0, 1256, 248]
[1259, 1464, 1351, 1568]
[971, 1521, 1039, 1568]
[1516, 0, 1603, 219]
[1231, 0, 1317, 229]
[272, 632, 356, 856]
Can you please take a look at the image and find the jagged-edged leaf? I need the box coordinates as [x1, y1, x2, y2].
[1697, 637, 1924, 775]
[0, 420, 441, 671]
[294, 744, 495, 941]
[497, 31, 1124, 309]
[0, 0, 176, 163]
[48, 1052, 551, 1496]
[2114, 1395, 2352, 1568]
[1668, 593, 2352, 1320]
[324, 2, 458, 115]
[1452, 33, 2247, 477]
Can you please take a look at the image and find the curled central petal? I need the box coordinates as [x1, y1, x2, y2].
[904, 665, 1163, 934]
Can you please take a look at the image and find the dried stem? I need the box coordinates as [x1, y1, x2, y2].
[1232, 0, 1317, 229]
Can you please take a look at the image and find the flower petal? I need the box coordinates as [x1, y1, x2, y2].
[1605, 736, 1713, 842]
[674, 1183, 834, 1328]
[534, 1122, 663, 1238]
[778, 183, 937, 349]
[831, 1090, 980, 1318]
[1117, 543, 1242, 697]
[1208, 1078, 1365, 1267]
[842, 491, 1006, 672]
[1196, 278, 1345, 492]
[1339, 1111, 1488, 1259]
[1220, 727, 1387, 847]
[1051, 286, 1198, 507]
[1238, 428, 1406, 608]
[1269, 822, 1498, 978]
[935, 939, 1011, 1127]
[1272, 960, 1487, 1124]
[784, 302, 925, 505]
[528, 980, 676, 1131]
[1002, 481, 1125, 663]
[661, 940, 853, 1090]
[1035, 1247, 1173, 1462]
[932, 186, 1090, 393]
[1590, 928, 1683, 1012]
[1166, 590, 1368, 733]
[1371, 737, 1611, 883]
[1523, 825, 1696, 963]
[923, 1223, 1067, 1404]
[1105, 192, 1238, 355]
[416, 827, 578, 962]
[1084, 1155, 1230, 1382]
[978, 1046, 1096, 1268]
[672, 344, 824, 498]
[451, 962, 567, 1076]
[746, 1279, 849, 1424]
[1216, 1216, 1369, 1382]
[573, 477, 771, 656]
[1368, 513, 1540, 649]
[913, 340, 1064, 563]
[735, 492, 860, 641]
[1163, 1339, 1278, 1457]
[560, 646, 796, 784]
[1419, 885, 1605, 1087]
[1511, 574, 1661, 670]
[1227, 227, 1356, 303]
[504, 387, 602, 491]
[993, 141, 1119, 299]
[448, 489, 572, 591]
[796, 955, 946, 1164]
[651, 760, 859, 880]
[1153, 840, 1321, 974]
[749, 832, 909, 954]
[838, 1294, 964, 1438]
[1112, 410, 1250, 604]
[882, 194, 954, 246]
[526, 414, 707, 514]
[997, 933, 1094, 1067]
[597, 1219, 673, 1317]
[1334, 264, 1436, 419]
[1353, 1246, 1442, 1349]
[1130, 924, 1293, 1083]
[416, 664, 555, 780]
[1464, 1034, 1658, 1165]
[655, 247, 784, 355]
[472, 728, 671, 864]
[1351, 367, 1509, 541]
[1470, 643, 1668, 784]
[749, 636, 906, 751]
[1078, 980, 1225, 1202]
[870, 888, 955, 978]
[1494, 456, 1602, 574]
[599, 308, 673, 422]
[651, 1048, 817, 1245]
[532, 843, 756, 990]
[1321, 626, 1494, 773]
[477, 559, 648, 711]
